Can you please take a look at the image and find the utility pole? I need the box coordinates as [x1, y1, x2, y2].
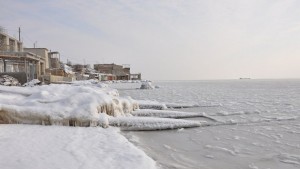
[18, 27, 21, 41]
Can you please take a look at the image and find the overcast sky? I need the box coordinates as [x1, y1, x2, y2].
[1, 0, 300, 80]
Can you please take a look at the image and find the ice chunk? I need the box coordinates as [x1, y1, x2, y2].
[131, 109, 207, 118]
[164, 103, 200, 109]
[137, 100, 168, 110]
[109, 116, 201, 130]
[140, 81, 155, 89]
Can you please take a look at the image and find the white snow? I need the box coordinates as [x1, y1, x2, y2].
[5, 79, 300, 169]
[0, 124, 156, 169]
[0, 84, 138, 126]
[0, 82, 203, 130]
[71, 79, 109, 88]
[22, 79, 41, 87]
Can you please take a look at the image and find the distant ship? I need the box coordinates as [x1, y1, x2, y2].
[239, 78, 251, 80]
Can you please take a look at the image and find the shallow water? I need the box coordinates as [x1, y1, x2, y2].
[113, 80, 300, 169]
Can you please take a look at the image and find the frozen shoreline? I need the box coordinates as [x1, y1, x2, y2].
[1, 79, 300, 169]
[0, 82, 203, 130]
[0, 80, 207, 169]
[115, 80, 300, 169]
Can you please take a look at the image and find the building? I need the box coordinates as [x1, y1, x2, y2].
[130, 73, 142, 80]
[48, 51, 60, 69]
[94, 63, 130, 80]
[93, 63, 142, 81]
[0, 30, 47, 82]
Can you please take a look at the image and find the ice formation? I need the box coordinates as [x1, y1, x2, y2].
[137, 100, 168, 110]
[0, 83, 203, 130]
[0, 84, 138, 127]
[136, 100, 201, 110]
[140, 81, 155, 89]
[131, 109, 206, 118]
[109, 116, 201, 130]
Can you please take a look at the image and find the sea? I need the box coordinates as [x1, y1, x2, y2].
[112, 79, 300, 169]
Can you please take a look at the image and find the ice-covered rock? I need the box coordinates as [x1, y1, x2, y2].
[23, 79, 41, 87]
[0, 75, 20, 86]
[140, 81, 155, 89]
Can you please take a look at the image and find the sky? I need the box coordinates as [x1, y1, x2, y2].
[1, 0, 300, 80]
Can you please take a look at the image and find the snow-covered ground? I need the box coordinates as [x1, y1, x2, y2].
[0, 125, 156, 169]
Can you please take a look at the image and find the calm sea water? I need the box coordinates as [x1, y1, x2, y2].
[113, 80, 300, 169]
